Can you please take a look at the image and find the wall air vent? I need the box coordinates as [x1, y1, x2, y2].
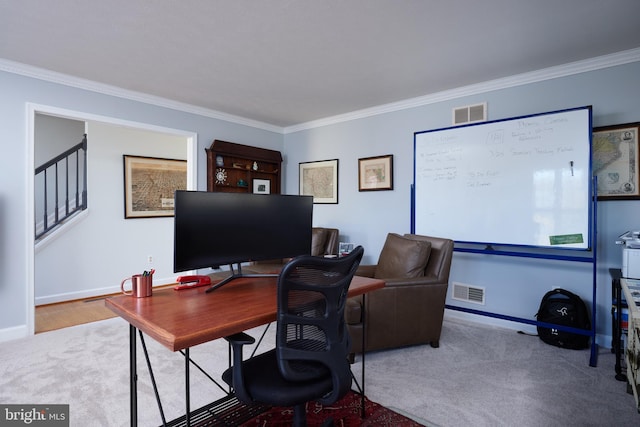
[453, 102, 487, 125]
[452, 282, 485, 305]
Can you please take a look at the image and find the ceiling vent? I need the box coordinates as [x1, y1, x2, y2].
[452, 282, 485, 305]
[453, 102, 487, 125]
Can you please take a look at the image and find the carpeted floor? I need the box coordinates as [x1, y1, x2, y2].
[0, 315, 638, 426]
[363, 315, 639, 426]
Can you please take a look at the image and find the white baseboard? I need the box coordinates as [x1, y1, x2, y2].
[0, 324, 29, 343]
[444, 308, 538, 334]
[444, 308, 611, 349]
[35, 275, 175, 305]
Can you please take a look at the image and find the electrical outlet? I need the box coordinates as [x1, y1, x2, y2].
[147, 255, 153, 264]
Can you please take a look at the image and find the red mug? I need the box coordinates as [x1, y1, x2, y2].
[121, 274, 153, 298]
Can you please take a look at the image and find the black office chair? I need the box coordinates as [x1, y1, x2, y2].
[222, 246, 364, 427]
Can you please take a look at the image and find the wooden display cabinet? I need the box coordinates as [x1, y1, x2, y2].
[206, 140, 282, 194]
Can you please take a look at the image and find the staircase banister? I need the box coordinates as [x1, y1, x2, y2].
[35, 136, 86, 174]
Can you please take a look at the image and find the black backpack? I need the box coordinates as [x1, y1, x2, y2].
[535, 288, 591, 349]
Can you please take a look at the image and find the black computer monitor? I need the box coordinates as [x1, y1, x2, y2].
[173, 190, 313, 273]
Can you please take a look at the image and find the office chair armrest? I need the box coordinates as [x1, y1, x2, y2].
[225, 332, 256, 346]
[224, 333, 256, 403]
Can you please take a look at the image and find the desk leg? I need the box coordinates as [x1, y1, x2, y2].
[361, 293, 366, 419]
[130, 325, 137, 427]
[185, 348, 190, 426]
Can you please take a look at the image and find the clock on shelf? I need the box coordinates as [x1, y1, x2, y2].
[215, 168, 227, 184]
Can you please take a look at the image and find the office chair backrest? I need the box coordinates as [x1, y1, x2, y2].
[276, 245, 364, 404]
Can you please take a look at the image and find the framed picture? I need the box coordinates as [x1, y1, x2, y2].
[299, 159, 339, 204]
[358, 154, 393, 191]
[593, 122, 640, 200]
[123, 155, 187, 218]
[253, 178, 271, 194]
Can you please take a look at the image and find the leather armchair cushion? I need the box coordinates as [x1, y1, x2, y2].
[374, 233, 432, 279]
[311, 228, 328, 256]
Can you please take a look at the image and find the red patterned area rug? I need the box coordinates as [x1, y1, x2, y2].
[239, 391, 425, 426]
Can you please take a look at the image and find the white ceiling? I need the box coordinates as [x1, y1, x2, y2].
[1, 1, 640, 129]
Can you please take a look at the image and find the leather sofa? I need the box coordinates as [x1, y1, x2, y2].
[248, 227, 339, 273]
[346, 233, 454, 353]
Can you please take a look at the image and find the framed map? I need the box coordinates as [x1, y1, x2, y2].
[593, 122, 640, 200]
[358, 154, 393, 191]
[123, 155, 187, 218]
[299, 159, 338, 204]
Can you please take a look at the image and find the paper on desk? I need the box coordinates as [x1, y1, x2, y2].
[619, 231, 640, 248]
[624, 279, 640, 305]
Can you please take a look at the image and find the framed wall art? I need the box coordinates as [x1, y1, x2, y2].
[358, 154, 393, 191]
[123, 155, 187, 218]
[253, 178, 271, 194]
[299, 159, 339, 204]
[593, 122, 640, 200]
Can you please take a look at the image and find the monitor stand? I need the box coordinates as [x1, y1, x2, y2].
[205, 263, 278, 293]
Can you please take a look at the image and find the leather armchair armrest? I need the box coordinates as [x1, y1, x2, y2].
[345, 297, 362, 324]
[381, 275, 448, 288]
[355, 265, 376, 278]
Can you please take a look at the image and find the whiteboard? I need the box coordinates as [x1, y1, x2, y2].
[413, 106, 592, 249]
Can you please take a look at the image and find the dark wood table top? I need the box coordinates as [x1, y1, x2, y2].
[105, 275, 384, 351]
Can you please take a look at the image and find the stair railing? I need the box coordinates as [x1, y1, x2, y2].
[35, 135, 87, 240]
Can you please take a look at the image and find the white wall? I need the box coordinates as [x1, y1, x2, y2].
[35, 122, 188, 304]
[283, 59, 640, 344]
[34, 113, 85, 166]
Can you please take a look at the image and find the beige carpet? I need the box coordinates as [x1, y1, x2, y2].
[363, 317, 639, 426]
[0, 316, 637, 426]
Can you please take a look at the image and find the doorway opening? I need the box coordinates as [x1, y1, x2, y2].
[28, 104, 197, 334]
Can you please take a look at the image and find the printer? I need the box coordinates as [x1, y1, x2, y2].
[618, 231, 640, 279]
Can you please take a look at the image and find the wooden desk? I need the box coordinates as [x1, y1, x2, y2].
[106, 275, 384, 426]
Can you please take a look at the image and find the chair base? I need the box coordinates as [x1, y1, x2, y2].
[293, 403, 306, 427]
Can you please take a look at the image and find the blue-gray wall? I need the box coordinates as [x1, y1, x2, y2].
[2, 55, 639, 346]
[283, 59, 640, 342]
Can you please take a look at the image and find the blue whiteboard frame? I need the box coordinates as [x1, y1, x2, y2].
[412, 106, 593, 251]
[411, 106, 598, 367]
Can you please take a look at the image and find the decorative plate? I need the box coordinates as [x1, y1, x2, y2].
[215, 168, 227, 184]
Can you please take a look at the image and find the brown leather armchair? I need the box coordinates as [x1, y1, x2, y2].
[248, 227, 339, 273]
[310, 227, 339, 257]
[346, 233, 454, 353]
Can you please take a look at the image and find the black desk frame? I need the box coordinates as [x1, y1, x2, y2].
[127, 294, 371, 426]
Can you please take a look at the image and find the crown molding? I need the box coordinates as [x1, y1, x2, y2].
[284, 48, 640, 134]
[3, 47, 639, 136]
[0, 59, 283, 134]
